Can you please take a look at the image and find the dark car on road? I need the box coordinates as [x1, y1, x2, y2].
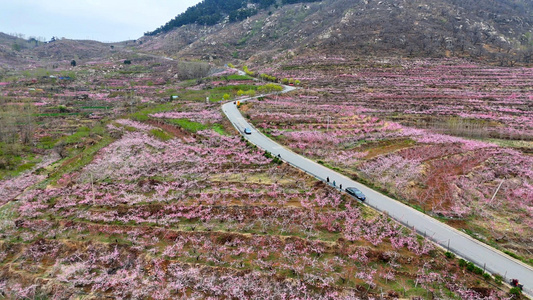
[243, 128, 252, 134]
[345, 187, 366, 201]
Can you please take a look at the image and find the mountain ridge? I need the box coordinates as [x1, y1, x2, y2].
[138, 0, 533, 65]
[0, 0, 531, 68]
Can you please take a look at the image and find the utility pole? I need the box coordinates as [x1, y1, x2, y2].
[91, 173, 95, 205]
[487, 179, 504, 207]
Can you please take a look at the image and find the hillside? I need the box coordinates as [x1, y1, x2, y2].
[0, 58, 516, 298]
[146, 0, 278, 35]
[27, 39, 112, 62]
[0, 1, 531, 298]
[0, 33, 38, 70]
[0, 34, 140, 71]
[138, 0, 533, 65]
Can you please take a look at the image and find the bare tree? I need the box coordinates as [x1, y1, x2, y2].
[177, 62, 212, 80]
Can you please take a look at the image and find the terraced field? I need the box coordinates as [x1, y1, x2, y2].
[0, 59, 512, 298]
[246, 57, 533, 267]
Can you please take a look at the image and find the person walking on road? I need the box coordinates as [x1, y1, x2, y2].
[339, 184, 342, 190]
[327, 176, 329, 183]
[333, 180, 336, 187]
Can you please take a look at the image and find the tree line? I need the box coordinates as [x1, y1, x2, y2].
[145, 0, 320, 36]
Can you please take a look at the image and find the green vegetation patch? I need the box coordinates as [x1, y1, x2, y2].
[167, 119, 208, 133]
[62, 126, 91, 145]
[212, 84, 260, 92]
[118, 65, 150, 74]
[0, 202, 18, 230]
[0, 143, 41, 180]
[212, 124, 228, 136]
[36, 112, 84, 117]
[81, 106, 111, 110]
[59, 125, 106, 146]
[224, 75, 254, 81]
[129, 103, 179, 122]
[150, 129, 174, 141]
[43, 135, 115, 187]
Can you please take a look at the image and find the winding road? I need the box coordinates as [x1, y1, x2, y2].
[221, 84, 533, 297]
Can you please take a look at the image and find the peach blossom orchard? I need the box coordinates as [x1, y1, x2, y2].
[0, 57, 524, 298]
[2, 112, 474, 298]
[246, 57, 533, 265]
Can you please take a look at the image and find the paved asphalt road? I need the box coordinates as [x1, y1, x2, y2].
[222, 86, 533, 296]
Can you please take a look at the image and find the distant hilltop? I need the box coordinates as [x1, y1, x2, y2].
[139, 0, 533, 65]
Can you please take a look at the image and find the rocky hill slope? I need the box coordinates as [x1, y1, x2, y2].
[0, 35, 138, 70]
[2, 0, 531, 69]
[138, 0, 533, 65]
[0, 33, 36, 70]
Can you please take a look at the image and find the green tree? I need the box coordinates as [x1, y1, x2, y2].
[243, 66, 255, 76]
[258, 83, 283, 93]
[11, 43, 21, 52]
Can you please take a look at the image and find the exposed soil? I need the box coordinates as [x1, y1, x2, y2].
[146, 119, 193, 141]
[417, 151, 491, 212]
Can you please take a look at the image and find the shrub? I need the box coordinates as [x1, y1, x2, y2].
[458, 259, 467, 267]
[494, 273, 504, 285]
[243, 66, 255, 76]
[12, 43, 21, 52]
[466, 262, 475, 272]
[504, 250, 521, 260]
[58, 105, 68, 113]
[473, 266, 484, 275]
[445, 252, 455, 259]
[258, 83, 283, 93]
[509, 287, 522, 297]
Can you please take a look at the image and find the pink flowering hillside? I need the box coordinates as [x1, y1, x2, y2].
[0, 58, 509, 298]
[245, 57, 533, 266]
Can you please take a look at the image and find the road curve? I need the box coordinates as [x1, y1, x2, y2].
[221, 86, 533, 297]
